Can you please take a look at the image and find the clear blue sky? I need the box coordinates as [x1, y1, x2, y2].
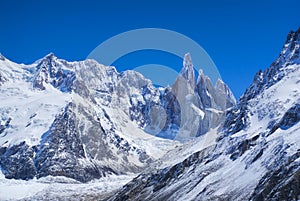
[0, 0, 299, 98]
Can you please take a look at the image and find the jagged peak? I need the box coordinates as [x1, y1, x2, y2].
[35, 53, 60, 70]
[197, 72, 229, 89]
[198, 69, 204, 76]
[215, 78, 236, 103]
[277, 27, 300, 65]
[196, 69, 212, 86]
[181, 53, 195, 79]
[215, 78, 225, 91]
[41, 52, 57, 62]
[215, 78, 223, 85]
[183, 52, 193, 70]
[32, 53, 57, 66]
[197, 68, 207, 77]
[215, 78, 229, 90]
[285, 27, 300, 45]
[241, 27, 300, 102]
[177, 52, 196, 90]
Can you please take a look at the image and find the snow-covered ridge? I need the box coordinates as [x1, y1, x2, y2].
[224, 27, 300, 136]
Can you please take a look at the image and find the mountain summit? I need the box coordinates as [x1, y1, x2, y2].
[181, 52, 196, 90]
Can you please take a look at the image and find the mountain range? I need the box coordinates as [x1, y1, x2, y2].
[0, 27, 299, 200]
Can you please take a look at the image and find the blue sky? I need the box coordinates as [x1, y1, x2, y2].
[0, 0, 299, 98]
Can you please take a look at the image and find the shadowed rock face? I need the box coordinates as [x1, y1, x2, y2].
[0, 141, 36, 180]
[278, 103, 300, 129]
[34, 103, 103, 182]
[269, 103, 300, 135]
[110, 145, 217, 201]
[0, 101, 152, 182]
[250, 150, 300, 201]
[0, 71, 7, 85]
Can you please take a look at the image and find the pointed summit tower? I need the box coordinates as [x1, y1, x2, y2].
[180, 53, 196, 90]
[167, 53, 236, 140]
[172, 53, 196, 97]
[180, 53, 196, 91]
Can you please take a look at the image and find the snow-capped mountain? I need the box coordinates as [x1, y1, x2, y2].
[0, 48, 234, 186]
[110, 27, 300, 201]
[0, 54, 171, 183]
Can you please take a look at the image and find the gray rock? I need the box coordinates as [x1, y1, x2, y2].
[0, 141, 36, 180]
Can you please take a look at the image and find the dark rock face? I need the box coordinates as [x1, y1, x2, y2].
[129, 93, 148, 128]
[129, 85, 182, 139]
[0, 104, 107, 182]
[34, 103, 105, 182]
[0, 117, 11, 135]
[111, 145, 216, 201]
[161, 87, 181, 131]
[33, 102, 149, 182]
[251, 150, 300, 201]
[278, 103, 300, 129]
[270, 103, 300, 134]
[0, 141, 36, 180]
[0, 101, 152, 182]
[0, 71, 7, 85]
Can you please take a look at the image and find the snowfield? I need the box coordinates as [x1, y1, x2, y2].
[0, 173, 134, 201]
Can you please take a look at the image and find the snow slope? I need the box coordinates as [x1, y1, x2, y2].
[0, 174, 134, 201]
